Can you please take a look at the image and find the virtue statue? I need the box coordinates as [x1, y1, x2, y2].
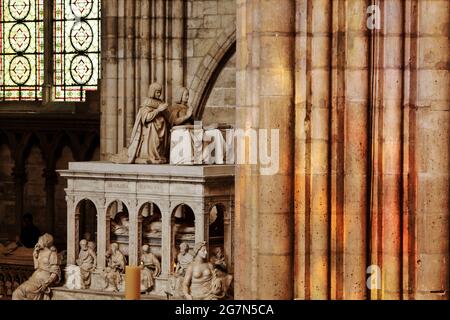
[76, 239, 97, 289]
[12, 234, 61, 300]
[182, 241, 232, 300]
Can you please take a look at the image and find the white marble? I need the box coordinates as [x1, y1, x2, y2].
[58, 162, 234, 298]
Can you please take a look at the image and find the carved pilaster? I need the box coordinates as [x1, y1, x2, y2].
[96, 198, 107, 270]
[128, 200, 139, 266]
[161, 210, 172, 277]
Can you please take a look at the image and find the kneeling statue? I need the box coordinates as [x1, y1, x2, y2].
[12, 234, 61, 300]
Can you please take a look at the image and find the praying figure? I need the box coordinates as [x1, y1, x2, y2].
[127, 82, 170, 164]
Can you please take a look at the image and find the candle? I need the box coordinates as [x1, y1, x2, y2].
[125, 266, 141, 300]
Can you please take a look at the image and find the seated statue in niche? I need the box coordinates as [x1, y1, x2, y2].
[76, 239, 97, 289]
[182, 241, 232, 300]
[140, 245, 161, 293]
[12, 234, 61, 300]
[111, 212, 130, 236]
[106, 243, 127, 273]
[168, 87, 228, 165]
[103, 243, 127, 292]
[83, 232, 97, 253]
[175, 242, 193, 277]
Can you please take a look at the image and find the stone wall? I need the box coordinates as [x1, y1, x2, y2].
[101, 0, 236, 157]
[202, 54, 236, 125]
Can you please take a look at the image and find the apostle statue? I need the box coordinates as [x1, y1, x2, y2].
[103, 243, 127, 292]
[106, 243, 127, 273]
[175, 242, 193, 277]
[76, 239, 97, 289]
[140, 245, 161, 293]
[12, 234, 61, 300]
[127, 82, 170, 164]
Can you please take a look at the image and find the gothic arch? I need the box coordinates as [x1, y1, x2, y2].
[189, 26, 236, 120]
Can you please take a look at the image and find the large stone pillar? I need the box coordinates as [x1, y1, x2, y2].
[329, 0, 370, 300]
[101, 0, 119, 158]
[410, 0, 449, 300]
[369, 0, 403, 300]
[294, 0, 331, 300]
[235, 0, 295, 299]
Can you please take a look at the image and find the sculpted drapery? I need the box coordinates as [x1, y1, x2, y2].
[127, 83, 170, 164]
[12, 234, 61, 300]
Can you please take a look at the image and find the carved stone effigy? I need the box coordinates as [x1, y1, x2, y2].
[55, 162, 234, 299]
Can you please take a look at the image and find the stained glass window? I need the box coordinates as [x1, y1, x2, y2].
[0, 0, 44, 101]
[0, 0, 100, 102]
[53, 0, 101, 101]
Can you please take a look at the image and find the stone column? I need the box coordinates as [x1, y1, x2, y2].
[154, 0, 166, 86]
[136, 0, 151, 108]
[235, 0, 295, 299]
[167, 0, 185, 100]
[101, 0, 119, 158]
[411, 0, 449, 300]
[329, 0, 370, 300]
[294, 0, 331, 300]
[369, 0, 403, 300]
